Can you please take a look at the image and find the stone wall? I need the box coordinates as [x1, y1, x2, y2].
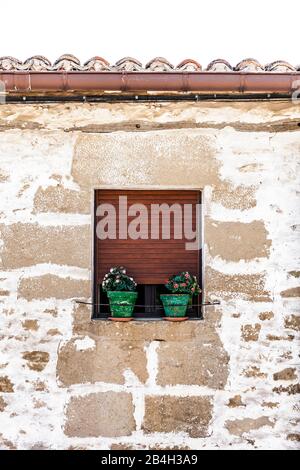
[0, 100, 299, 449]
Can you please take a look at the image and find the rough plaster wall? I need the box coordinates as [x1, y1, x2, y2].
[0, 101, 299, 450]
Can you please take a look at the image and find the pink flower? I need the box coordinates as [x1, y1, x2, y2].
[174, 283, 179, 289]
[180, 283, 186, 287]
[191, 287, 195, 292]
[185, 273, 190, 279]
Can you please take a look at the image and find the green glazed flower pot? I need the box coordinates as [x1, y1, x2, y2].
[160, 294, 190, 317]
[107, 291, 138, 318]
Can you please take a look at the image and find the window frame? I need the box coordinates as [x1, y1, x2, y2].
[92, 187, 204, 320]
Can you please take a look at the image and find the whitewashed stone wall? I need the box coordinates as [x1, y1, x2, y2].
[0, 100, 299, 449]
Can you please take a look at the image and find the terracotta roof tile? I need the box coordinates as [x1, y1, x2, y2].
[83, 56, 111, 71]
[145, 57, 174, 71]
[114, 57, 143, 71]
[235, 58, 264, 72]
[176, 59, 202, 71]
[22, 55, 52, 71]
[0, 56, 23, 71]
[206, 59, 233, 72]
[265, 60, 296, 72]
[52, 54, 82, 71]
[0, 55, 298, 72]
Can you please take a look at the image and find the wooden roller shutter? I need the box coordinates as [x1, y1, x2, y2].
[94, 189, 201, 289]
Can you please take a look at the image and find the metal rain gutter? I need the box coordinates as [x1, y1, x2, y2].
[1, 71, 300, 98]
[0, 71, 300, 102]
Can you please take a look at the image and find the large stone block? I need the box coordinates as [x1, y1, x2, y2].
[211, 183, 257, 211]
[259, 312, 274, 321]
[64, 392, 135, 437]
[157, 339, 229, 388]
[273, 368, 297, 381]
[0, 376, 14, 392]
[280, 287, 300, 298]
[273, 384, 300, 395]
[22, 351, 49, 372]
[57, 336, 148, 385]
[33, 185, 91, 214]
[72, 132, 220, 188]
[206, 220, 271, 261]
[241, 324, 261, 342]
[0, 223, 91, 269]
[143, 395, 213, 438]
[284, 314, 300, 331]
[18, 274, 90, 300]
[205, 267, 271, 302]
[22, 319, 39, 331]
[73, 303, 221, 340]
[225, 417, 274, 436]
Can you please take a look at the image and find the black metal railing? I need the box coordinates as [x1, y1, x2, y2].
[75, 299, 220, 320]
